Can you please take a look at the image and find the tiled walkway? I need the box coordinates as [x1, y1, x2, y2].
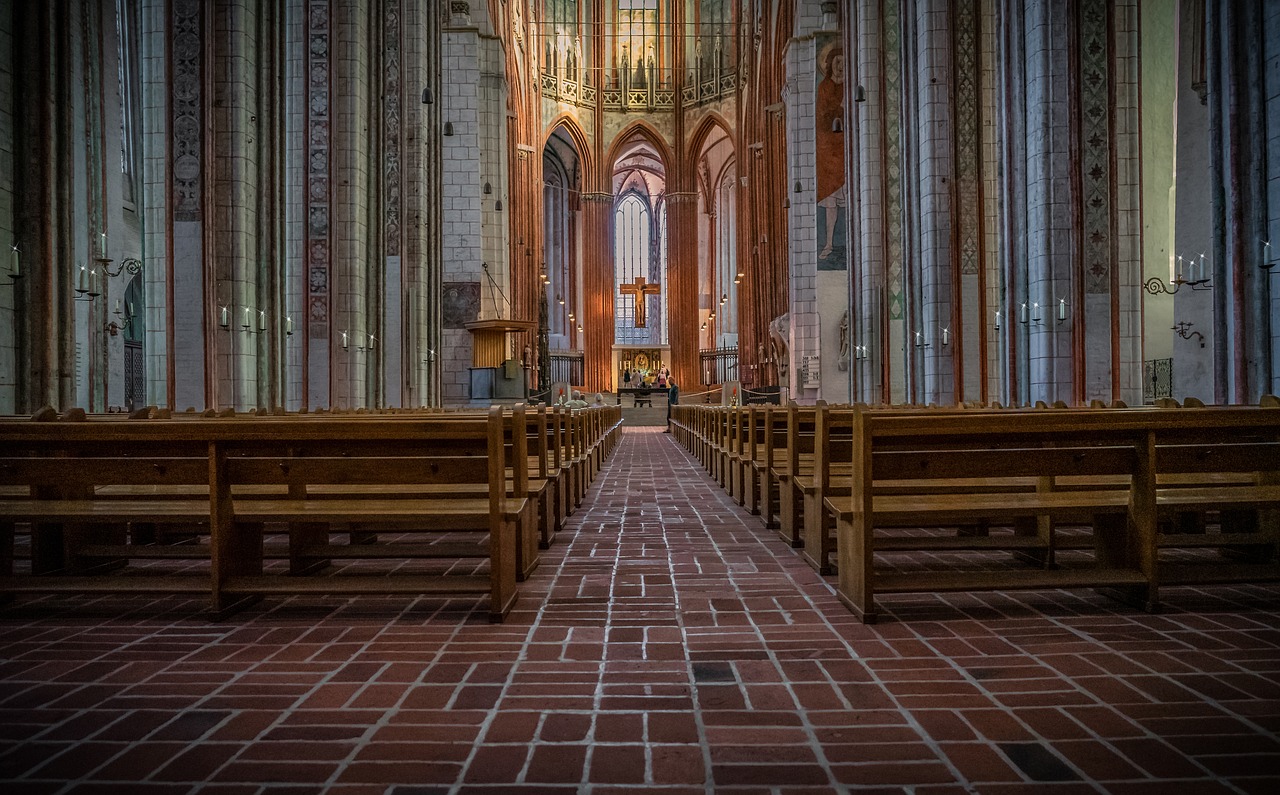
[2, 427, 1280, 793]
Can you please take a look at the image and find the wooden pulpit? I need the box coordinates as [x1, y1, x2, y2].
[464, 319, 536, 401]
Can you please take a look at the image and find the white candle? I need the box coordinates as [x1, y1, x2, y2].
[114, 298, 121, 315]
[9, 244, 18, 278]
[941, 327, 949, 346]
[914, 331, 922, 347]
[1199, 253, 1206, 283]
[368, 334, 375, 349]
[127, 301, 134, 318]
[243, 306, 251, 327]
[1020, 303, 1027, 323]
[286, 316, 294, 335]
[258, 310, 266, 331]
[1032, 302, 1040, 322]
[1177, 254, 1184, 282]
[1169, 254, 1175, 286]
[1058, 298, 1066, 321]
[90, 268, 99, 295]
[220, 306, 229, 328]
[994, 310, 1001, 330]
[100, 233, 107, 259]
[78, 266, 87, 292]
[1266, 240, 1273, 265]
[341, 331, 349, 349]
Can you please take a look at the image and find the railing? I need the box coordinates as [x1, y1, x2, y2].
[547, 350, 584, 387]
[699, 347, 738, 386]
[539, 68, 736, 110]
[1143, 358, 1173, 404]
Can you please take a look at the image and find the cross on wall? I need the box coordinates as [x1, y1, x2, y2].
[619, 276, 660, 327]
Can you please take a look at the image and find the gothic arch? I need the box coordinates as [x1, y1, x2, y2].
[604, 120, 675, 178]
[542, 114, 595, 189]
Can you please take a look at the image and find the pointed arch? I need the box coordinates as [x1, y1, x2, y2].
[543, 114, 595, 188]
[604, 120, 675, 176]
[684, 111, 736, 177]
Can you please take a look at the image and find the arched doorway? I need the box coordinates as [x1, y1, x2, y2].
[542, 124, 586, 387]
[610, 133, 669, 385]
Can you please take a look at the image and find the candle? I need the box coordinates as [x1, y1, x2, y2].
[243, 306, 251, 327]
[1266, 240, 1273, 265]
[286, 316, 294, 335]
[1177, 254, 1184, 282]
[78, 266, 87, 292]
[1032, 302, 1041, 322]
[941, 327, 949, 346]
[90, 268, 99, 295]
[258, 310, 266, 331]
[914, 331, 922, 347]
[341, 331, 349, 349]
[994, 310, 1001, 330]
[114, 298, 121, 315]
[127, 301, 134, 318]
[1020, 302, 1027, 323]
[368, 334, 375, 349]
[9, 244, 18, 278]
[1169, 254, 1175, 286]
[100, 233, 107, 259]
[1058, 298, 1066, 321]
[220, 306, 229, 328]
[1199, 253, 1206, 283]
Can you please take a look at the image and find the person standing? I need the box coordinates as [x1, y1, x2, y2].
[665, 379, 678, 432]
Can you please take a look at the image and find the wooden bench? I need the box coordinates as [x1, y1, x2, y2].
[826, 408, 1149, 622]
[0, 407, 527, 621]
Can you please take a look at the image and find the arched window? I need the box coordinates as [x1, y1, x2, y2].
[716, 161, 737, 338]
[614, 192, 665, 346]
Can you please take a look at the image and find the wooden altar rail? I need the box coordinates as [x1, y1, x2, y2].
[670, 401, 1280, 622]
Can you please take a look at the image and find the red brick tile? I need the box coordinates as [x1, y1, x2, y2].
[525, 744, 587, 783]
[462, 744, 529, 783]
[588, 744, 647, 784]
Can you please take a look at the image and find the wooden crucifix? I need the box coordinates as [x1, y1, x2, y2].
[619, 275, 661, 327]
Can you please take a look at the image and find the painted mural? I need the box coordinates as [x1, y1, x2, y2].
[815, 34, 847, 271]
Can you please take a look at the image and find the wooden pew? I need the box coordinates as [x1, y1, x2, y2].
[0, 407, 526, 621]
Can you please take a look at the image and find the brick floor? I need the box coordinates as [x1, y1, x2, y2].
[1, 427, 1279, 793]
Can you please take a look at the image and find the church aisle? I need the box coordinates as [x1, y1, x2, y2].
[0, 427, 1277, 792]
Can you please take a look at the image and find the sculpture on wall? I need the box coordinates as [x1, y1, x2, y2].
[838, 309, 850, 372]
[768, 312, 790, 383]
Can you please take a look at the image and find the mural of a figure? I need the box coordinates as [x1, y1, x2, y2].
[816, 38, 847, 270]
[768, 313, 790, 382]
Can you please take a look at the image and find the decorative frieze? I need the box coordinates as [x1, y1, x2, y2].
[953, 0, 980, 276]
[1078, 0, 1111, 294]
[171, 0, 202, 221]
[306, 0, 330, 327]
[384, 1, 401, 257]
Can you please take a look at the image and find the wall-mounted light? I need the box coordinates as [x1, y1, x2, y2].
[421, 87, 434, 104]
[557, 293, 565, 305]
[782, 197, 790, 209]
[941, 327, 950, 346]
[444, 122, 454, 136]
[341, 330, 349, 350]
[494, 200, 503, 211]
[219, 305, 230, 329]
[793, 180, 802, 194]
[994, 310, 1001, 331]
[832, 116, 843, 133]
[1057, 298, 1067, 323]
[576, 323, 583, 332]
[854, 84, 867, 102]
[483, 182, 492, 195]
[720, 293, 727, 305]
[6, 243, 22, 282]
[286, 316, 294, 336]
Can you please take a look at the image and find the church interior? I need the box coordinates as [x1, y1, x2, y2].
[2, 0, 1280, 791]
